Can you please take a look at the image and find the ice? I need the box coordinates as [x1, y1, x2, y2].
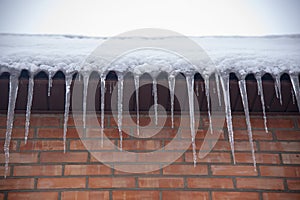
[275, 75, 282, 105]
[82, 73, 89, 128]
[100, 75, 106, 146]
[291, 87, 296, 105]
[152, 78, 158, 126]
[24, 75, 34, 143]
[4, 71, 19, 178]
[204, 76, 213, 134]
[117, 74, 124, 150]
[134, 75, 140, 135]
[215, 73, 222, 106]
[238, 79, 256, 170]
[48, 72, 53, 96]
[196, 82, 199, 96]
[168, 75, 176, 128]
[186, 75, 197, 166]
[63, 75, 72, 153]
[256, 74, 268, 133]
[220, 73, 236, 164]
[290, 74, 300, 112]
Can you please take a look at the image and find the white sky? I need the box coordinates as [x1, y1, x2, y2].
[0, 0, 299, 37]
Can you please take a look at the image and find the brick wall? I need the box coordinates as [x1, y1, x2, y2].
[0, 114, 299, 200]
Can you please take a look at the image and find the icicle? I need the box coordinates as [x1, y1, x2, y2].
[220, 74, 236, 164]
[47, 72, 53, 96]
[238, 79, 257, 170]
[256, 75, 268, 133]
[186, 75, 197, 166]
[24, 75, 34, 143]
[117, 75, 124, 150]
[100, 75, 106, 147]
[168, 75, 175, 129]
[290, 74, 300, 112]
[4, 72, 19, 178]
[275, 75, 282, 105]
[134, 75, 140, 135]
[204, 76, 213, 134]
[63, 75, 72, 153]
[215, 73, 222, 106]
[109, 82, 112, 94]
[152, 78, 158, 126]
[291, 87, 295, 105]
[82, 74, 89, 129]
[196, 83, 199, 96]
[201, 82, 204, 92]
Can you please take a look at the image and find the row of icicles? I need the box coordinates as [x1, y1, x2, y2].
[2, 70, 300, 177]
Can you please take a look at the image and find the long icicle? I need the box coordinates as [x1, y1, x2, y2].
[238, 79, 257, 170]
[134, 75, 140, 135]
[100, 75, 106, 147]
[117, 75, 124, 150]
[63, 75, 72, 153]
[24, 75, 34, 143]
[82, 73, 89, 129]
[168, 75, 175, 128]
[220, 74, 236, 164]
[256, 75, 268, 133]
[275, 75, 282, 105]
[204, 76, 213, 134]
[4, 72, 19, 178]
[186, 75, 197, 166]
[153, 78, 158, 126]
[48, 72, 53, 96]
[290, 74, 300, 112]
[215, 73, 222, 106]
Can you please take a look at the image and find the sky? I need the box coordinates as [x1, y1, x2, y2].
[0, 0, 299, 37]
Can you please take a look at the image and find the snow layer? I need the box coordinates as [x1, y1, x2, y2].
[1, 34, 299, 76]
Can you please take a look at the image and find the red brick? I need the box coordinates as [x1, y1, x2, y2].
[260, 166, 300, 177]
[0, 193, 3, 200]
[69, 139, 115, 150]
[38, 128, 79, 138]
[260, 142, 300, 152]
[89, 177, 135, 188]
[14, 165, 62, 176]
[37, 177, 85, 189]
[236, 178, 284, 190]
[187, 178, 233, 188]
[163, 164, 208, 175]
[186, 152, 231, 163]
[0, 153, 38, 163]
[14, 116, 60, 127]
[212, 192, 259, 200]
[112, 190, 159, 200]
[0, 166, 11, 177]
[282, 154, 300, 164]
[61, 191, 109, 200]
[122, 140, 162, 151]
[287, 180, 300, 190]
[263, 193, 300, 200]
[0, 178, 34, 190]
[252, 118, 294, 129]
[0, 128, 34, 139]
[0, 140, 17, 152]
[137, 152, 184, 163]
[211, 165, 258, 176]
[181, 128, 225, 139]
[213, 141, 257, 151]
[138, 177, 184, 188]
[20, 140, 64, 151]
[113, 164, 160, 175]
[276, 130, 300, 140]
[235, 153, 280, 164]
[162, 191, 209, 200]
[40, 152, 88, 163]
[234, 130, 273, 140]
[64, 164, 111, 175]
[90, 152, 137, 163]
[8, 192, 58, 200]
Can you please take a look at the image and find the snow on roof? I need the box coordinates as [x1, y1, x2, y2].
[0, 34, 299, 76]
